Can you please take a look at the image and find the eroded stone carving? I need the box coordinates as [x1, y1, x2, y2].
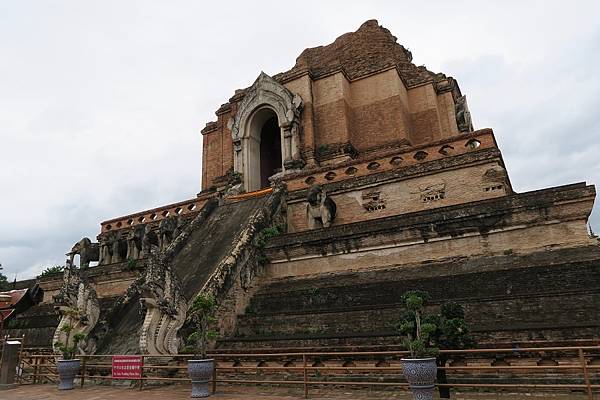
[99, 231, 124, 265]
[456, 95, 473, 133]
[67, 237, 99, 268]
[483, 166, 509, 192]
[126, 224, 146, 260]
[142, 225, 159, 256]
[138, 250, 187, 355]
[362, 190, 386, 212]
[52, 259, 100, 355]
[415, 182, 446, 203]
[306, 184, 337, 229]
[158, 216, 183, 251]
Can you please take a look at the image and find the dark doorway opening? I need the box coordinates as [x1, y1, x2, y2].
[259, 116, 282, 188]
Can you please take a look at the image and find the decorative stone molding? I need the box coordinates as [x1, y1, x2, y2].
[315, 142, 358, 165]
[416, 182, 446, 203]
[230, 72, 303, 191]
[362, 190, 386, 212]
[52, 260, 100, 355]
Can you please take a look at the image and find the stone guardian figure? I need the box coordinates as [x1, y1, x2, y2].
[306, 184, 337, 229]
[67, 237, 99, 268]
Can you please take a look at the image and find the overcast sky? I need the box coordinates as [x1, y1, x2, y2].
[1, 1, 599, 280]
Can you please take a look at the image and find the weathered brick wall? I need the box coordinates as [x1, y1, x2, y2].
[199, 20, 463, 191]
[286, 160, 508, 232]
[270, 183, 596, 279]
[226, 245, 600, 347]
[3, 262, 143, 347]
[36, 261, 140, 304]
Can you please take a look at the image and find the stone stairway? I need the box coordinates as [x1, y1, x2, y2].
[91, 187, 287, 354]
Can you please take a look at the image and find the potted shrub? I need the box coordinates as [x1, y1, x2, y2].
[396, 290, 439, 400]
[424, 301, 475, 399]
[55, 323, 85, 390]
[186, 294, 218, 398]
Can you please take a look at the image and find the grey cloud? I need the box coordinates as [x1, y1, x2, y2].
[1, 1, 599, 279]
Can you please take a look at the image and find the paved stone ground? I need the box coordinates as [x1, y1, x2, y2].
[1, 384, 594, 400]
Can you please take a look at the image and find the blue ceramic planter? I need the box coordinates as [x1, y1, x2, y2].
[188, 359, 214, 398]
[57, 359, 80, 390]
[401, 357, 437, 400]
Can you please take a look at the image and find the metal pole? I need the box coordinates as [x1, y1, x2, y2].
[578, 348, 593, 400]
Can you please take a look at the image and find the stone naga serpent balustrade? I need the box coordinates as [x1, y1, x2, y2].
[137, 198, 219, 354]
[138, 250, 187, 355]
[138, 185, 287, 354]
[198, 184, 287, 337]
[52, 260, 100, 355]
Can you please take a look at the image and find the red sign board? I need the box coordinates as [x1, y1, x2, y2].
[112, 355, 143, 380]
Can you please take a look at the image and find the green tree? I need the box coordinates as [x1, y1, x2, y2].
[395, 292, 475, 399]
[423, 301, 475, 399]
[55, 308, 86, 360]
[186, 294, 218, 358]
[37, 265, 65, 278]
[0, 271, 9, 291]
[395, 290, 439, 358]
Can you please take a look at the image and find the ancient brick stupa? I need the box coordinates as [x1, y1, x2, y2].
[6, 20, 599, 354]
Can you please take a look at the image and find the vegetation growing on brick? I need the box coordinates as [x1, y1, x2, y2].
[37, 265, 65, 278]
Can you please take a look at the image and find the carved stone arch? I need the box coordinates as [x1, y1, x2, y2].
[230, 72, 303, 191]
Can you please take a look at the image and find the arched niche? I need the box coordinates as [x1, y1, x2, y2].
[230, 72, 303, 192]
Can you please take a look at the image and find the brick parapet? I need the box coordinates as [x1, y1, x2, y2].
[99, 192, 216, 234]
[266, 182, 596, 259]
[282, 128, 498, 193]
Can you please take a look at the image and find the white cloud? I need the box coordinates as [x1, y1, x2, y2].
[1, 0, 599, 279]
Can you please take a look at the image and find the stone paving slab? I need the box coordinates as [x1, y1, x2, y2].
[0, 384, 593, 399]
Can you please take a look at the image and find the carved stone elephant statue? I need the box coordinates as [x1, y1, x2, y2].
[158, 216, 182, 251]
[68, 237, 100, 268]
[127, 224, 146, 260]
[142, 225, 159, 255]
[99, 232, 126, 265]
[306, 184, 337, 229]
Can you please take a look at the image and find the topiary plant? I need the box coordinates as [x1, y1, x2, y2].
[423, 301, 475, 399]
[186, 294, 218, 359]
[395, 290, 439, 358]
[395, 291, 475, 398]
[55, 323, 86, 360]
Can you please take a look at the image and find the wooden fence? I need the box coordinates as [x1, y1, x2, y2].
[17, 345, 600, 399]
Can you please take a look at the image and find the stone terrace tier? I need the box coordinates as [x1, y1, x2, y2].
[220, 245, 600, 351]
[267, 182, 596, 276]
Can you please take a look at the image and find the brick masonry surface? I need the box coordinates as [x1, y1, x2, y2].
[0, 384, 593, 400]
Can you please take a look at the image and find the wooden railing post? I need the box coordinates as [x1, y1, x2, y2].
[212, 360, 217, 394]
[80, 356, 87, 388]
[578, 348, 593, 400]
[32, 357, 39, 384]
[17, 334, 25, 384]
[139, 355, 144, 391]
[303, 353, 308, 399]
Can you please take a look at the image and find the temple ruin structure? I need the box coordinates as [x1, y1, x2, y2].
[5, 20, 599, 355]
